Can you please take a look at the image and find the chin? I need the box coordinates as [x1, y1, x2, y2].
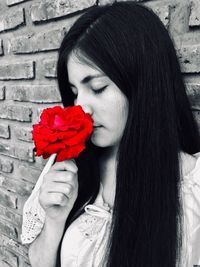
[91, 140, 107, 147]
[91, 136, 109, 147]
[91, 136, 117, 148]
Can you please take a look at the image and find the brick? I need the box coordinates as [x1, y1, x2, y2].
[17, 164, 43, 183]
[0, 157, 13, 173]
[186, 83, 200, 109]
[0, 8, 25, 33]
[10, 29, 66, 54]
[168, 2, 190, 35]
[0, 142, 9, 154]
[16, 195, 30, 214]
[0, 258, 12, 267]
[0, 86, 5, 100]
[0, 174, 34, 196]
[44, 59, 57, 78]
[18, 257, 31, 267]
[0, 205, 21, 226]
[7, 85, 61, 103]
[13, 126, 32, 142]
[174, 32, 200, 47]
[0, 248, 18, 267]
[34, 153, 50, 167]
[116, 0, 146, 2]
[0, 218, 18, 239]
[189, 0, 200, 27]
[0, 124, 10, 139]
[98, 0, 115, 5]
[0, 141, 34, 162]
[0, 62, 34, 80]
[177, 45, 200, 73]
[0, 104, 32, 122]
[31, 0, 96, 23]
[0, 188, 17, 209]
[144, 2, 170, 28]
[193, 111, 200, 132]
[0, 39, 4, 56]
[7, 0, 29, 6]
[0, 234, 28, 258]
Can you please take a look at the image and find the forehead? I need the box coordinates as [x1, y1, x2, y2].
[67, 52, 105, 80]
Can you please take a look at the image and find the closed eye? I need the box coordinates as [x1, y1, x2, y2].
[92, 86, 107, 94]
[70, 85, 107, 98]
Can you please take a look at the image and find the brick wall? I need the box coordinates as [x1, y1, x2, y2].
[0, 0, 199, 266]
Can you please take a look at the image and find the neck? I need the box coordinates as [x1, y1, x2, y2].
[99, 145, 118, 175]
[99, 146, 118, 207]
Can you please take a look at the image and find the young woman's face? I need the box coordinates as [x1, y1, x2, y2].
[67, 53, 129, 149]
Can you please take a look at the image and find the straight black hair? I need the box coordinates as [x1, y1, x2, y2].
[56, 1, 200, 266]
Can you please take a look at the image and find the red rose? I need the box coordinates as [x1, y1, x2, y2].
[32, 105, 93, 162]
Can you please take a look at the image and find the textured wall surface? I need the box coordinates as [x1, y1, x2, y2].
[0, 0, 200, 266]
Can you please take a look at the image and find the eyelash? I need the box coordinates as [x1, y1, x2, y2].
[93, 86, 107, 94]
[71, 86, 107, 97]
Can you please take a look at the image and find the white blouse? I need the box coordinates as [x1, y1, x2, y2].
[60, 182, 112, 267]
[21, 152, 200, 267]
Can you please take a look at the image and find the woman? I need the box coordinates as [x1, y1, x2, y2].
[21, 1, 200, 267]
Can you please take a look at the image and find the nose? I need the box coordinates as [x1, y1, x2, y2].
[80, 104, 93, 115]
[74, 93, 93, 116]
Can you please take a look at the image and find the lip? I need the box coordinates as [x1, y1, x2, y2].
[93, 125, 102, 129]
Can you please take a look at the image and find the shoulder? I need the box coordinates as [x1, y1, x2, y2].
[179, 151, 200, 178]
[179, 151, 200, 200]
[180, 152, 200, 266]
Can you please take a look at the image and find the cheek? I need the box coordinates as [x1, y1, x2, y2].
[114, 98, 129, 125]
[103, 99, 128, 136]
[99, 88, 129, 126]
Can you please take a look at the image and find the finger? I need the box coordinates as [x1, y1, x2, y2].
[47, 183, 74, 198]
[51, 193, 69, 206]
[51, 159, 78, 173]
[43, 170, 77, 184]
[41, 192, 69, 208]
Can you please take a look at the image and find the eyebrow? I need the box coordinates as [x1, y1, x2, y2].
[69, 74, 105, 87]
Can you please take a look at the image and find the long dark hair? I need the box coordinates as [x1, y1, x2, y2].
[56, 2, 200, 266]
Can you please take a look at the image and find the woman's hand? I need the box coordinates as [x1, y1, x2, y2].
[38, 159, 78, 224]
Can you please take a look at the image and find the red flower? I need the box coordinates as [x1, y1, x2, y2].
[32, 105, 93, 162]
